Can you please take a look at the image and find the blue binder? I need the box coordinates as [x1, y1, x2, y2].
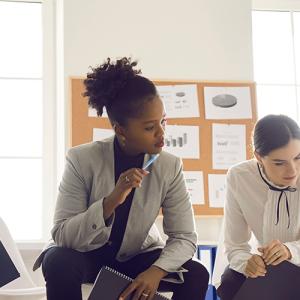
[197, 245, 217, 283]
[197, 245, 220, 300]
[205, 284, 219, 300]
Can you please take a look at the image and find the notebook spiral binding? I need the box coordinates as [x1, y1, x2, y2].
[104, 266, 133, 282]
[104, 266, 170, 300]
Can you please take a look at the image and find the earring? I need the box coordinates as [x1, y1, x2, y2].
[120, 136, 126, 147]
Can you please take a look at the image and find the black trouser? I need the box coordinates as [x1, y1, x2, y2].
[42, 246, 209, 300]
[217, 262, 300, 300]
[216, 266, 246, 300]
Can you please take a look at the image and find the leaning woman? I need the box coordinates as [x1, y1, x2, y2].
[217, 114, 300, 300]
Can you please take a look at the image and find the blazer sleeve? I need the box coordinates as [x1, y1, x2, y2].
[224, 168, 252, 274]
[153, 157, 197, 273]
[51, 148, 113, 250]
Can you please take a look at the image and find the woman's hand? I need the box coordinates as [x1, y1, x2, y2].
[244, 254, 267, 278]
[112, 168, 149, 205]
[119, 266, 167, 300]
[103, 168, 149, 220]
[258, 239, 292, 266]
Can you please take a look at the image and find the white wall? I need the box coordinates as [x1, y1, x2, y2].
[63, 0, 253, 81]
[57, 0, 253, 243]
[253, 0, 300, 10]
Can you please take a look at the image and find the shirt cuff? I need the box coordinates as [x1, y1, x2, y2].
[283, 242, 300, 266]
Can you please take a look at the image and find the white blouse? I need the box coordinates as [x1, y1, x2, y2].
[224, 159, 300, 274]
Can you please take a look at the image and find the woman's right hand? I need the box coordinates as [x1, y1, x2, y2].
[244, 254, 267, 278]
[103, 168, 149, 220]
[111, 168, 149, 205]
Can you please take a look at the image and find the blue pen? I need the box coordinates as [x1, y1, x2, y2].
[142, 154, 159, 170]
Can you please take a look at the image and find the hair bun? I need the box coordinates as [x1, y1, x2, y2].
[83, 57, 141, 116]
[103, 57, 141, 101]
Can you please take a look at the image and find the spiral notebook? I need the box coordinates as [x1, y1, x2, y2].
[88, 266, 170, 300]
[0, 241, 20, 287]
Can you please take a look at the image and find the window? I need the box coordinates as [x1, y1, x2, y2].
[252, 10, 300, 121]
[0, 0, 55, 242]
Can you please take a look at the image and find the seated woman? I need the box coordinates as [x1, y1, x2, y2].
[217, 114, 300, 300]
[33, 57, 209, 300]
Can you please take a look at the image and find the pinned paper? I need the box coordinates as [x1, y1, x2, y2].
[164, 125, 200, 159]
[183, 171, 205, 205]
[204, 86, 252, 119]
[157, 84, 200, 118]
[212, 123, 246, 170]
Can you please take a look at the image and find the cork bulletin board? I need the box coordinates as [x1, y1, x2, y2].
[70, 78, 257, 215]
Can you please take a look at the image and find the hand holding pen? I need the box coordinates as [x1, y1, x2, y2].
[117, 154, 159, 194]
[104, 154, 160, 216]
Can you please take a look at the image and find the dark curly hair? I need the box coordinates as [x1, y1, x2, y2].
[254, 114, 300, 156]
[83, 57, 158, 126]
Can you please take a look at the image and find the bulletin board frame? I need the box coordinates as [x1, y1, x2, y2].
[70, 78, 257, 216]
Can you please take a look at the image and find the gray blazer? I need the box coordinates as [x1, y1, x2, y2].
[33, 137, 197, 281]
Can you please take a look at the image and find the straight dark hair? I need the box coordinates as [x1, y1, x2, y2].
[253, 115, 300, 156]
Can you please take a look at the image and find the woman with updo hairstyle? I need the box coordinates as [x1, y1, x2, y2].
[217, 115, 300, 300]
[35, 57, 209, 300]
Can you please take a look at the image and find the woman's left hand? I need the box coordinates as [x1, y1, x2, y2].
[258, 239, 292, 266]
[119, 266, 167, 300]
